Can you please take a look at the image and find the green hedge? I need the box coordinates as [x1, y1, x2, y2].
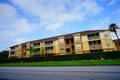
[0, 51, 120, 63]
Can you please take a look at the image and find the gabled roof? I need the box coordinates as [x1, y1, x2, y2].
[10, 29, 108, 48]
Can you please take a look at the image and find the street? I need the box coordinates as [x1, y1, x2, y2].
[0, 66, 120, 80]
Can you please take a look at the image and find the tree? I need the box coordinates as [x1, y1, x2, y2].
[27, 44, 37, 57]
[0, 50, 9, 59]
[108, 23, 120, 40]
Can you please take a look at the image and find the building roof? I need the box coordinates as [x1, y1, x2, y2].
[10, 29, 108, 48]
[113, 39, 120, 44]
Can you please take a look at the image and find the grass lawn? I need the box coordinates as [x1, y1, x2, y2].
[0, 59, 120, 66]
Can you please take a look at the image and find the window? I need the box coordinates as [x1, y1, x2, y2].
[33, 43, 40, 46]
[104, 33, 109, 38]
[26, 51, 30, 54]
[75, 44, 81, 49]
[54, 41, 58, 45]
[106, 42, 110, 46]
[82, 36, 87, 41]
[74, 36, 80, 41]
[18, 51, 21, 56]
[59, 39, 64, 43]
[60, 46, 64, 50]
[18, 46, 21, 49]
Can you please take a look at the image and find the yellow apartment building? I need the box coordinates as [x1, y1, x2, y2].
[8, 30, 117, 58]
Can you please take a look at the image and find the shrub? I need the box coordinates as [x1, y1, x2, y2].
[0, 51, 120, 63]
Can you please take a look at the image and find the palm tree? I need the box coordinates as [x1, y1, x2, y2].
[108, 23, 120, 40]
[27, 44, 37, 57]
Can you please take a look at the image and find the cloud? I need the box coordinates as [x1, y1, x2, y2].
[0, 18, 37, 50]
[115, 9, 120, 15]
[11, 0, 102, 31]
[108, 0, 118, 6]
[14, 37, 27, 45]
[0, 17, 38, 49]
[0, 18, 37, 37]
[0, 4, 18, 40]
[0, 3, 38, 50]
[82, 0, 102, 15]
[0, 3, 18, 26]
[0, 0, 103, 51]
[90, 17, 111, 30]
[45, 22, 63, 31]
[0, 3, 37, 36]
[10, 18, 37, 34]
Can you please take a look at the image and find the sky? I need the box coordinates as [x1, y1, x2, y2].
[0, 0, 120, 51]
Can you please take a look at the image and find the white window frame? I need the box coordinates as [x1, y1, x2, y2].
[106, 42, 110, 46]
[74, 36, 80, 41]
[60, 46, 64, 50]
[26, 51, 30, 54]
[54, 41, 58, 45]
[104, 33, 109, 38]
[75, 44, 81, 49]
[59, 39, 64, 43]
[18, 51, 21, 56]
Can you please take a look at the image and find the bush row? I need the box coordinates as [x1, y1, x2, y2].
[0, 51, 120, 63]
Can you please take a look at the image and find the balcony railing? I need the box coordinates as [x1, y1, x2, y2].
[89, 45, 102, 49]
[88, 36, 100, 40]
[66, 45, 70, 48]
[10, 49, 15, 52]
[33, 45, 40, 48]
[10, 54, 14, 57]
[45, 50, 53, 53]
[33, 52, 40, 56]
[45, 43, 53, 47]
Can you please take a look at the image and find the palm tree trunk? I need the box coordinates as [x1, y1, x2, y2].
[115, 31, 120, 40]
[30, 51, 31, 58]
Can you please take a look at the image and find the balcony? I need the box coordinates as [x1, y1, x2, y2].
[88, 36, 100, 40]
[33, 52, 40, 56]
[45, 50, 53, 53]
[66, 44, 70, 48]
[33, 43, 40, 48]
[33, 45, 40, 48]
[45, 43, 53, 47]
[89, 45, 102, 49]
[11, 49, 15, 52]
[10, 54, 14, 57]
[10, 52, 15, 57]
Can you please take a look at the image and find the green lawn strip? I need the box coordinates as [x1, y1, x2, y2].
[0, 59, 120, 66]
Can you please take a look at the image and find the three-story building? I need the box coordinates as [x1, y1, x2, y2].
[9, 30, 117, 58]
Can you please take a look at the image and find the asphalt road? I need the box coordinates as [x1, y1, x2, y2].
[0, 66, 120, 80]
